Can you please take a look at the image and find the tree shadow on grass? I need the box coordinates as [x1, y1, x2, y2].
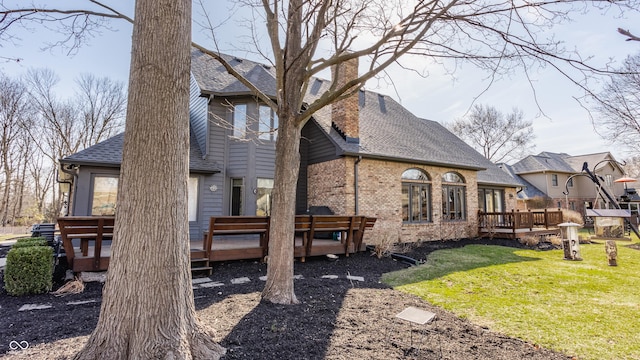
[383, 242, 544, 287]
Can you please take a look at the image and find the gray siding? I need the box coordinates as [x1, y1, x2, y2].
[297, 134, 309, 214]
[190, 172, 222, 240]
[207, 97, 278, 216]
[72, 166, 120, 217]
[304, 120, 340, 164]
[189, 74, 208, 156]
[206, 100, 230, 216]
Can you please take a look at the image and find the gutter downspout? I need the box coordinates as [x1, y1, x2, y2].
[354, 156, 362, 214]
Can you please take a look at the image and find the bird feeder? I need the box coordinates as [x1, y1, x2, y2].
[559, 222, 582, 261]
[585, 209, 631, 241]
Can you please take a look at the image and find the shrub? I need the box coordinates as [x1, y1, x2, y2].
[561, 209, 584, 225]
[12, 237, 48, 249]
[519, 235, 540, 247]
[371, 229, 400, 258]
[548, 235, 563, 246]
[4, 246, 53, 296]
[578, 235, 591, 244]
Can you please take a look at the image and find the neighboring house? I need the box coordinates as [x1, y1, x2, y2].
[503, 151, 627, 216]
[59, 48, 519, 244]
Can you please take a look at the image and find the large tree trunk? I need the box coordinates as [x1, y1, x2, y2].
[73, 0, 225, 359]
[262, 112, 302, 304]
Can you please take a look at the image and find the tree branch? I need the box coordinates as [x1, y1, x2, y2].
[618, 28, 640, 42]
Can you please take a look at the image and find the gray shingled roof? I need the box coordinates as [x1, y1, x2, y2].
[511, 151, 623, 176]
[511, 152, 575, 174]
[305, 85, 518, 186]
[477, 163, 523, 187]
[499, 163, 548, 200]
[61, 131, 220, 173]
[190, 48, 277, 97]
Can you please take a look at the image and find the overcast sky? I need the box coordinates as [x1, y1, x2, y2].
[1, 1, 638, 163]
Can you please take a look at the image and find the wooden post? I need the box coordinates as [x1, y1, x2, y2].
[544, 208, 549, 229]
[605, 240, 618, 266]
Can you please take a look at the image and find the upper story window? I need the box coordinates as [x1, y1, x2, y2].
[551, 174, 558, 187]
[567, 177, 574, 187]
[605, 174, 613, 187]
[442, 172, 466, 221]
[258, 105, 278, 141]
[232, 104, 247, 139]
[401, 169, 431, 223]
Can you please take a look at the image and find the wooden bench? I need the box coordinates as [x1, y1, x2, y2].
[204, 216, 270, 261]
[58, 216, 114, 272]
[305, 215, 362, 257]
[203, 215, 376, 262]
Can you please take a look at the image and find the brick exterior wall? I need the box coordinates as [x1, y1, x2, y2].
[331, 58, 359, 139]
[308, 157, 486, 245]
[505, 188, 518, 210]
[307, 158, 355, 215]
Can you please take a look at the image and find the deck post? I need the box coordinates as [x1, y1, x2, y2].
[544, 208, 549, 229]
[94, 217, 104, 271]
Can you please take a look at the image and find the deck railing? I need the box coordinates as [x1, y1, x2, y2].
[478, 209, 563, 231]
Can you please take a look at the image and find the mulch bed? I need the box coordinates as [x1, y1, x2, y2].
[0, 238, 575, 359]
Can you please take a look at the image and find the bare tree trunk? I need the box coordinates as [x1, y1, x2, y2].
[73, 0, 225, 358]
[10, 162, 25, 225]
[262, 113, 302, 304]
[1, 161, 12, 226]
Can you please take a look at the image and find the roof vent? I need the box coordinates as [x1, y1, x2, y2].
[378, 94, 387, 113]
[262, 64, 271, 70]
[310, 79, 323, 95]
[233, 57, 243, 63]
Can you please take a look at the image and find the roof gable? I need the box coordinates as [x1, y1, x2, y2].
[565, 152, 620, 173]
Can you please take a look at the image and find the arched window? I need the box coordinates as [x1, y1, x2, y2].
[442, 172, 466, 221]
[402, 169, 431, 223]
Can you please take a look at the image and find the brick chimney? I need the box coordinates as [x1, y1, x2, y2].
[332, 57, 359, 143]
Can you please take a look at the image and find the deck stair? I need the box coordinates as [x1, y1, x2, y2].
[190, 249, 212, 275]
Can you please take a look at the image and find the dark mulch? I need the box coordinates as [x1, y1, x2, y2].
[0, 239, 574, 359]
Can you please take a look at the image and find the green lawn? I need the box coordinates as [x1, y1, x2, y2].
[382, 241, 640, 360]
[0, 233, 30, 243]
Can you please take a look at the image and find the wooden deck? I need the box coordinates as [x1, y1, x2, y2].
[64, 236, 358, 271]
[58, 215, 375, 273]
[478, 209, 563, 240]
